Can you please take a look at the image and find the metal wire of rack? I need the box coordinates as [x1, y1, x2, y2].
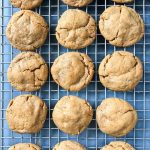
[0, 0, 150, 150]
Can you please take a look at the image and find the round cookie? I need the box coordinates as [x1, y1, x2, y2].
[10, 0, 43, 10]
[7, 52, 48, 92]
[99, 5, 144, 47]
[6, 10, 49, 51]
[53, 140, 86, 150]
[6, 94, 47, 133]
[9, 143, 41, 150]
[99, 51, 143, 91]
[56, 9, 96, 50]
[52, 95, 93, 135]
[62, 0, 93, 7]
[96, 98, 137, 137]
[112, 0, 133, 3]
[51, 52, 94, 91]
[101, 141, 135, 150]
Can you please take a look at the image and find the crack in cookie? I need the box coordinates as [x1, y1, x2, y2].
[10, 0, 43, 10]
[99, 5, 144, 47]
[96, 98, 137, 137]
[101, 141, 135, 150]
[56, 9, 96, 50]
[7, 52, 48, 92]
[99, 51, 143, 91]
[6, 95, 47, 133]
[6, 10, 49, 51]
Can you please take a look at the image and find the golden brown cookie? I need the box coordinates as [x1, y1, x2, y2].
[52, 95, 93, 135]
[100, 141, 135, 150]
[99, 51, 143, 91]
[6, 94, 47, 133]
[53, 140, 86, 150]
[112, 0, 133, 3]
[62, 0, 93, 7]
[99, 5, 144, 47]
[6, 10, 49, 51]
[96, 98, 137, 137]
[51, 52, 94, 91]
[9, 143, 41, 150]
[56, 9, 96, 50]
[7, 52, 48, 92]
[10, 0, 43, 10]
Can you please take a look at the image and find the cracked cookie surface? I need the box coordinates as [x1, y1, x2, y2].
[99, 5, 144, 47]
[101, 141, 135, 150]
[53, 140, 86, 150]
[99, 51, 143, 91]
[6, 94, 47, 133]
[10, 0, 43, 10]
[6, 10, 49, 51]
[52, 95, 93, 135]
[56, 9, 96, 50]
[62, 0, 93, 7]
[96, 98, 137, 137]
[112, 0, 133, 3]
[7, 52, 48, 92]
[51, 52, 94, 91]
[9, 143, 41, 150]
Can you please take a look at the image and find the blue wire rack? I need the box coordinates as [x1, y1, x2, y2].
[0, 0, 150, 150]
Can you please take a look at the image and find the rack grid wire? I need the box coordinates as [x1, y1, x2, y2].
[0, 0, 150, 150]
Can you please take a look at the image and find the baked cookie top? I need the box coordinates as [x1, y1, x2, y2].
[6, 94, 47, 133]
[101, 141, 135, 150]
[96, 98, 137, 137]
[62, 0, 93, 7]
[99, 51, 143, 91]
[53, 140, 86, 150]
[99, 5, 144, 47]
[52, 95, 93, 135]
[10, 0, 43, 10]
[9, 143, 41, 150]
[7, 52, 48, 92]
[6, 10, 49, 51]
[112, 0, 133, 3]
[56, 9, 96, 50]
[51, 52, 94, 91]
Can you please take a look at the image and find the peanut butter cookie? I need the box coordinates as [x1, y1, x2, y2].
[6, 10, 49, 51]
[62, 0, 93, 7]
[7, 52, 48, 92]
[52, 95, 93, 135]
[99, 51, 143, 91]
[96, 98, 137, 137]
[51, 52, 94, 91]
[53, 140, 86, 150]
[10, 0, 43, 10]
[56, 9, 96, 50]
[99, 6, 144, 47]
[6, 95, 47, 133]
[101, 141, 135, 150]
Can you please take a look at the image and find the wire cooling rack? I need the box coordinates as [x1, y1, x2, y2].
[0, 0, 150, 150]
